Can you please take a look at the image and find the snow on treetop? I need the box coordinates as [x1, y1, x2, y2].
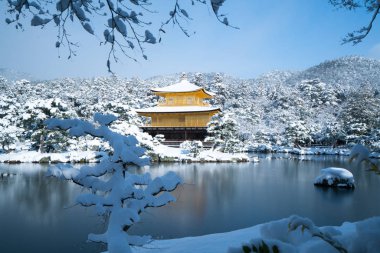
[151, 79, 215, 96]
[45, 114, 149, 166]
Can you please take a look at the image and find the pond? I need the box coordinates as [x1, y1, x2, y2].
[1, 155, 380, 252]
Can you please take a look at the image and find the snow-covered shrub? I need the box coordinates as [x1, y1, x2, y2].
[0, 131, 18, 152]
[180, 140, 203, 157]
[153, 134, 165, 145]
[45, 113, 182, 253]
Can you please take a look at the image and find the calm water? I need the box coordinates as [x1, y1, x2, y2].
[1, 156, 380, 252]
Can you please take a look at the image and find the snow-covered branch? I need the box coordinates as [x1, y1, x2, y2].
[4, 0, 233, 71]
[288, 216, 348, 253]
[330, 0, 380, 44]
[44, 113, 182, 253]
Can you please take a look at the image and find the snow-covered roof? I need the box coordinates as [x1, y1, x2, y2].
[151, 79, 215, 96]
[135, 106, 220, 113]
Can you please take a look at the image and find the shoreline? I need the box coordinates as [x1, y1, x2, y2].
[0, 149, 251, 164]
[0, 146, 379, 164]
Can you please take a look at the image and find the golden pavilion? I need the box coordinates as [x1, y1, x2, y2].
[135, 77, 220, 140]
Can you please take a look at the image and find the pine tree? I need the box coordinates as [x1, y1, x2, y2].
[206, 113, 242, 153]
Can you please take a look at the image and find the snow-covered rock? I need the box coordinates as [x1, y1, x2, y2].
[314, 167, 355, 188]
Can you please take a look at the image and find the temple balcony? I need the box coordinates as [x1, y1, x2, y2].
[157, 101, 210, 106]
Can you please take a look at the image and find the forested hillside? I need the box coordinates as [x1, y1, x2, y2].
[1, 56, 379, 153]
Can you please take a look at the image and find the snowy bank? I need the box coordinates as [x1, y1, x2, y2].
[0, 147, 251, 164]
[248, 144, 380, 159]
[247, 144, 352, 156]
[314, 167, 355, 188]
[132, 215, 380, 253]
[150, 144, 251, 163]
[0, 151, 107, 164]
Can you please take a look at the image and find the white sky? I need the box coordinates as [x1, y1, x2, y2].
[0, 0, 379, 80]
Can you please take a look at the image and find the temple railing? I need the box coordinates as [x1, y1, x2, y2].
[157, 101, 210, 106]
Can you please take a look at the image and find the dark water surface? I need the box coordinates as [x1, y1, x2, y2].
[1, 155, 380, 252]
[0, 164, 105, 253]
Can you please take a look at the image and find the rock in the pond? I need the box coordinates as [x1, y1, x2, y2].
[314, 167, 355, 188]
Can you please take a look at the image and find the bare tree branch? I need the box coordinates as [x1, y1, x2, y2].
[329, 0, 379, 44]
[343, 3, 379, 44]
[4, 0, 235, 71]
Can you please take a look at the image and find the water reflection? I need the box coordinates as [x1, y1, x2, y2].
[130, 156, 380, 239]
[1, 156, 380, 252]
[0, 164, 74, 226]
[0, 164, 103, 253]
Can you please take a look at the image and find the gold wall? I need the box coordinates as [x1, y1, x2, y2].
[147, 112, 216, 127]
[138, 90, 218, 127]
[156, 91, 211, 106]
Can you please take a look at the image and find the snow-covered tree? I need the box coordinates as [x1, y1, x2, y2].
[45, 113, 182, 253]
[206, 113, 242, 153]
[284, 120, 313, 147]
[1, 56, 380, 152]
[316, 121, 347, 146]
[0, 76, 7, 89]
[339, 86, 380, 144]
[210, 73, 228, 109]
[20, 98, 78, 152]
[298, 79, 340, 107]
[0, 126, 21, 152]
[0, 94, 23, 152]
[193, 72, 203, 86]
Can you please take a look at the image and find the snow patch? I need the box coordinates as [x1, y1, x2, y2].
[0, 151, 106, 164]
[132, 216, 380, 253]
